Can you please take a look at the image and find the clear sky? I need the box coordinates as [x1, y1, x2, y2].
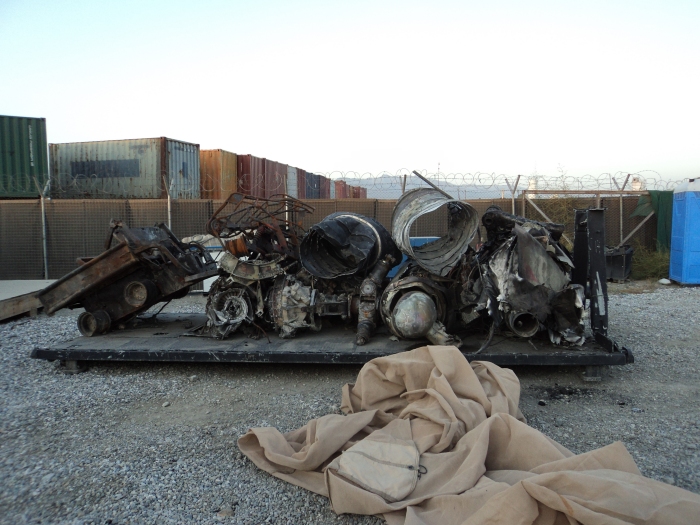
[1, 0, 698, 180]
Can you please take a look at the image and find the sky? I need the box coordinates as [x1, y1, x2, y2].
[1, 0, 698, 180]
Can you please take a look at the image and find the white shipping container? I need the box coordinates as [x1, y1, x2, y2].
[286, 166, 298, 198]
[49, 137, 200, 199]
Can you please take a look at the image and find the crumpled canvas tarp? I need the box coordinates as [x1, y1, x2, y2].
[238, 346, 700, 524]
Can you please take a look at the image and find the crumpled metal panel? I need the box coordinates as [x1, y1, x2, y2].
[299, 212, 401, 279]
[391, 188, 479, 277]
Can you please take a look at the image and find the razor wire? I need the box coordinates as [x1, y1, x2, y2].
[12, 169, 685, 200]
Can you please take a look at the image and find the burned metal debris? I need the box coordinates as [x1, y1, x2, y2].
[392, 188, 479, 276]
[36, 184, 598, 354]
[202, 194, 401, 345]
[37, 221, 216, 336]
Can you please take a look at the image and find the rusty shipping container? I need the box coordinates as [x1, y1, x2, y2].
[286, 166, 298, 198]
[0, 115, 49, 198]
[200, 149, 237, 200]
[237, 154, 265, 198]
[296, 169, 306, 199]
[359, 187, 368, 199]
[264, 159, 287, 198]
[50, 137, 200, 199]
[319, 175, 330, 199]
[334, 180, 348, 199]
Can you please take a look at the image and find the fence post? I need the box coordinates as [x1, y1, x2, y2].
[613, 174, 631, 245]
[505, 175, 521, 215]
[34, 177, 49, 280]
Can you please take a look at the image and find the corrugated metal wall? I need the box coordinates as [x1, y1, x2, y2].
[165, 139, 201, 199]
[237, 154, 265, 198]
[49, 137, 200, 199]
[263, 160, 287, 198]
[200, 149, 237, 200]
[0, 115, 49, 198]
[297, 169, 307, 199]
[319, 176, 330, 199]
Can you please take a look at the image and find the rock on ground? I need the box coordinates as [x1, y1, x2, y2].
[0, 284, 698, 524]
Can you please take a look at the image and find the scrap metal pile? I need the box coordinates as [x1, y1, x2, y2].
[200, 189, 587, 350]
[37, 221, 217, 336]
[36, 188, 588, 351]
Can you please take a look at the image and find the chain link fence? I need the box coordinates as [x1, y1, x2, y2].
[0, 171, 679, 280]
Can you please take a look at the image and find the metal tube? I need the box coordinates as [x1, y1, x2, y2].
[617, 211, 655, 248]
[525, 195, 572, 245]
[412, 170, 453, 199]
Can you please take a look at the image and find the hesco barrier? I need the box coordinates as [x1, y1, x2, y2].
[0, 196, 657, 280]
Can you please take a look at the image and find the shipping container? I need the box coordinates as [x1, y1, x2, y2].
[200, 149, 237, 200]
[359, 187, 367, 199]
[319, 175, 331, 199]
[237, 154, 265, 198]
[264, 159, 287, 198]
[286, 166, 298, 198]
[306, 172, 321, 199]
[296, 169, 307, 199]
[0, 115, 49, 198]
[50, 137, 200, 199]
[334, 180, 348, 199]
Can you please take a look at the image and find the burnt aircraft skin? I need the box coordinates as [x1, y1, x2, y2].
[453, 206, 585, 347]
[37, 221, 217, 337]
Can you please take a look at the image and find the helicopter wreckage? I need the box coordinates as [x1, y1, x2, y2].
[31, 188, 632, 372]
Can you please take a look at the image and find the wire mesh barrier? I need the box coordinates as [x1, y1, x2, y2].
[0, 196, 660, 281]
[0, 171, 678, 280]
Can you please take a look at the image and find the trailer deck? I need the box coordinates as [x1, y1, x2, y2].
[31, 313, 633, 370]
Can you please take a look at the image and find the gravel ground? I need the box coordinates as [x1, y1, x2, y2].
[1, 283, 698, 525]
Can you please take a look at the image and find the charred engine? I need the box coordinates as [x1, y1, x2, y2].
[458, 206, 586, 346]
[203, 195, 400, 344]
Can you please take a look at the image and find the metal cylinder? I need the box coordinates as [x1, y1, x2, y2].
[507, 311, 540, 338]
[391, 188, 478, 277]
[391, 291, 438, 339]
[77, 310, 111, 337]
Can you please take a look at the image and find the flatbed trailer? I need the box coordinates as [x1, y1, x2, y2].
[31, 313, 632, 377]
[30, 208, 632, 377]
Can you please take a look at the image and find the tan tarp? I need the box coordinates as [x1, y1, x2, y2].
[238, 346, 700, 524]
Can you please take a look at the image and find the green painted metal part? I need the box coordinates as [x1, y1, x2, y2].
[0, 115, 49, 198]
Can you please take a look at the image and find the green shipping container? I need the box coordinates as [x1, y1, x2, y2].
[0, 115, 49, 198]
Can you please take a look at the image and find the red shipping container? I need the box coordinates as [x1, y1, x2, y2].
[359, 187, 367, 199]
[262, 159, 287, 198]
[319, 176, 330, 199]
[237, 154, 265, 198]
[334, 180, 347, 199]
[296, 169, 307, 199]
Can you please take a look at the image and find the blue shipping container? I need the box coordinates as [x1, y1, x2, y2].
[670, 179, 700, 284]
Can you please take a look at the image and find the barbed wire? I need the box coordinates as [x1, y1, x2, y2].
[0, 170, 686, 199]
